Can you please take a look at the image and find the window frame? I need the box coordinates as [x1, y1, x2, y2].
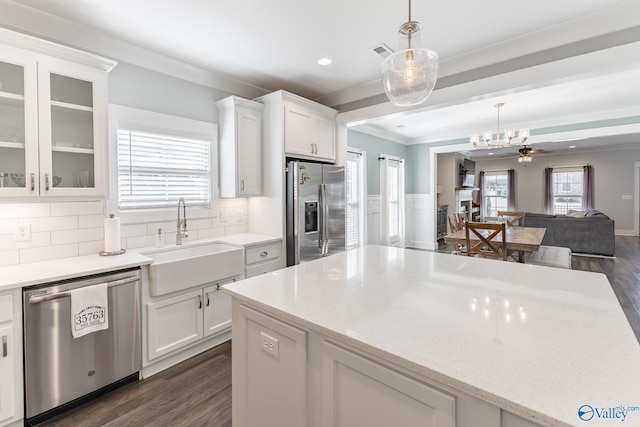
[551, 167, 584, 215]
[346, 149, 366, 250]
[107, 104, 218, 223]
[482, 171, 509, 220]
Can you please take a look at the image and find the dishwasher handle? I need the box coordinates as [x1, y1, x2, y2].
[28, 276, 139, 304]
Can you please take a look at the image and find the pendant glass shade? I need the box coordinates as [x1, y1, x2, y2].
[382, 48, 439, 106]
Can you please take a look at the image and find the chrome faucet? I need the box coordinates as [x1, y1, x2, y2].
[176, 197, 188, 245]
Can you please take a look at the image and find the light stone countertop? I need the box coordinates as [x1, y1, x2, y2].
[223, 245, 640, 427]
[0, 233, 281, 291]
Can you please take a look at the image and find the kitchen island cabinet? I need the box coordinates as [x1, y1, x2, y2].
[224, 245, 640, 427]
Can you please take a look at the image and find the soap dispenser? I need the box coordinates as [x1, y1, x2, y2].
[155, 228, 164, 248]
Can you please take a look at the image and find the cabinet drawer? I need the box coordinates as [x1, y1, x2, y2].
[246, 242, 281, 265]
[246, 259, 281, 278]
[0, 295, 12, 323]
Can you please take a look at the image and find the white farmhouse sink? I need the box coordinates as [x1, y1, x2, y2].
[144, 242, 244, 296]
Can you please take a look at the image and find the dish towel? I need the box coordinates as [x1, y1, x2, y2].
[70, 283, 109, 339]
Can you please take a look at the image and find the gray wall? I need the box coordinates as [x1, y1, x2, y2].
[474, 145, 640, 232]
[348, 130, 432, 195]
[109, 61, 232, 123]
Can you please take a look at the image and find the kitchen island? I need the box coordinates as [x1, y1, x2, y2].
[223, 245, 640, 427]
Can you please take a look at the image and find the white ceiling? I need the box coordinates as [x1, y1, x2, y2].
[1, 0, 639, 150]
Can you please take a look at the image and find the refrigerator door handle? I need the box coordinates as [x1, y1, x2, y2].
[320, 183, 329, 255]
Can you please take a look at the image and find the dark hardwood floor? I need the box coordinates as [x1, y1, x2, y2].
[38, 341, 232, 427]
[37, 236, 640, 426]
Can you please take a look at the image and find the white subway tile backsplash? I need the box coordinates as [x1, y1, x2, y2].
[51, 201, 104, 217]
[0, 198, 253, 266]
[0, 203, 50, 219]
[0, 250, 19, 267]
[20, 244, 78, 264]
[0, 231, 50, 251]
[79, 214, 105, 229]
[225, 224, 249, 235]
[121, 223, 147, 238]
[29, 216, 78, 232]
[197, 227, 226, 240]
[126, 234, 155, 249]
[79, 240, 104, 256]
[52, 228, 103, 245]
[0, 219, 19, 235]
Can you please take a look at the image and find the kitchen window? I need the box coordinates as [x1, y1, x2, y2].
[346, 149, 366, 250]
[117, 129, 211, 210]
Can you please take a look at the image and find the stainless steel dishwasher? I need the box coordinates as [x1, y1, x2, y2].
[23, 267, 141, 425]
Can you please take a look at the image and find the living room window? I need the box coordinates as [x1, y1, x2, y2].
[481, 171, 509, 219]
[551, 168, 583, 214]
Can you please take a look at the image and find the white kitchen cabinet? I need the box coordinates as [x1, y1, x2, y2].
[283, 100, 336, 162]
[203, 283, 232, 337]
[0, 291, 23, 427]
[232, 303, 307, 427]
[146, 276, 241, 362]
[230, 299, 503, 427]
[244, 240, 282, 278]
[0, 27, 115, 199]
[323, 341, 455, 427]
[216, 96, 264, 197]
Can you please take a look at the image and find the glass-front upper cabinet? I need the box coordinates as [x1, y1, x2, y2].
[0, 48, 38, 197]
[0, 27, 115, 199]
[37, 59, 108, 197]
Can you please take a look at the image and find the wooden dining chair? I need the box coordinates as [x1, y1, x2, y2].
[448, 213, 462, 233]
[465, 222, 507, 261]
[497, 211, 525, 227]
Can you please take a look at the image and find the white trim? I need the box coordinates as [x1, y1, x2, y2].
[107, 104, 219, 224]
[615, 229, 636, 237]
[635, 161, 640, 237]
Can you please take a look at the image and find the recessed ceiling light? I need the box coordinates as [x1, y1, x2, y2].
[569, 145, 576, 148]
[318, 58, 333, 66]
[488, 152, 494, 155]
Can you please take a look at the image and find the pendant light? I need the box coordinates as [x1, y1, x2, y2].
[381, 0, 439, 107]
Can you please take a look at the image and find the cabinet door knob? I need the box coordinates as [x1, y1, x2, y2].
[30, 173, 35, 191]
[197, 295, 202, 309]
[2, 335, 6, 358]
[45, 173, 50, 191]
[240, 179, 244, 191]
[260, 251, 268, 257]
[205, 293, 210, 307]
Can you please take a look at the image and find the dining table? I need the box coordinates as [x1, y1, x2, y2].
[444, 225, 546, 262]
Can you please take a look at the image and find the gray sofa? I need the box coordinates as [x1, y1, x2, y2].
[525, 210, 615, 256]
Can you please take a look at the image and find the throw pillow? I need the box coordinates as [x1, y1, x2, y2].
[567, 211, 587, 218]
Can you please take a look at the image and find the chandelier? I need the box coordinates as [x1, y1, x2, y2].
[470, 103, 530, 148]
[381, 0, 439, 107]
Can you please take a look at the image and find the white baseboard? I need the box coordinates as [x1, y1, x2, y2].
[615, 229, 637, 236]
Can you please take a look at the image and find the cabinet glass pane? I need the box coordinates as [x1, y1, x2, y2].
[0, 61, 26, 189]
[50, 74, 92, 107]
[0, 62, 25, 96]
[49, 74, 95, 189]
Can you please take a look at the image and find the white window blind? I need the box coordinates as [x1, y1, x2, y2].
[346, 151, 362, 250]
[117, 129, 211, 210]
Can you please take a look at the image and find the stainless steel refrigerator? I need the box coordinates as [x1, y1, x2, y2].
[286, 160, 345, 266]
